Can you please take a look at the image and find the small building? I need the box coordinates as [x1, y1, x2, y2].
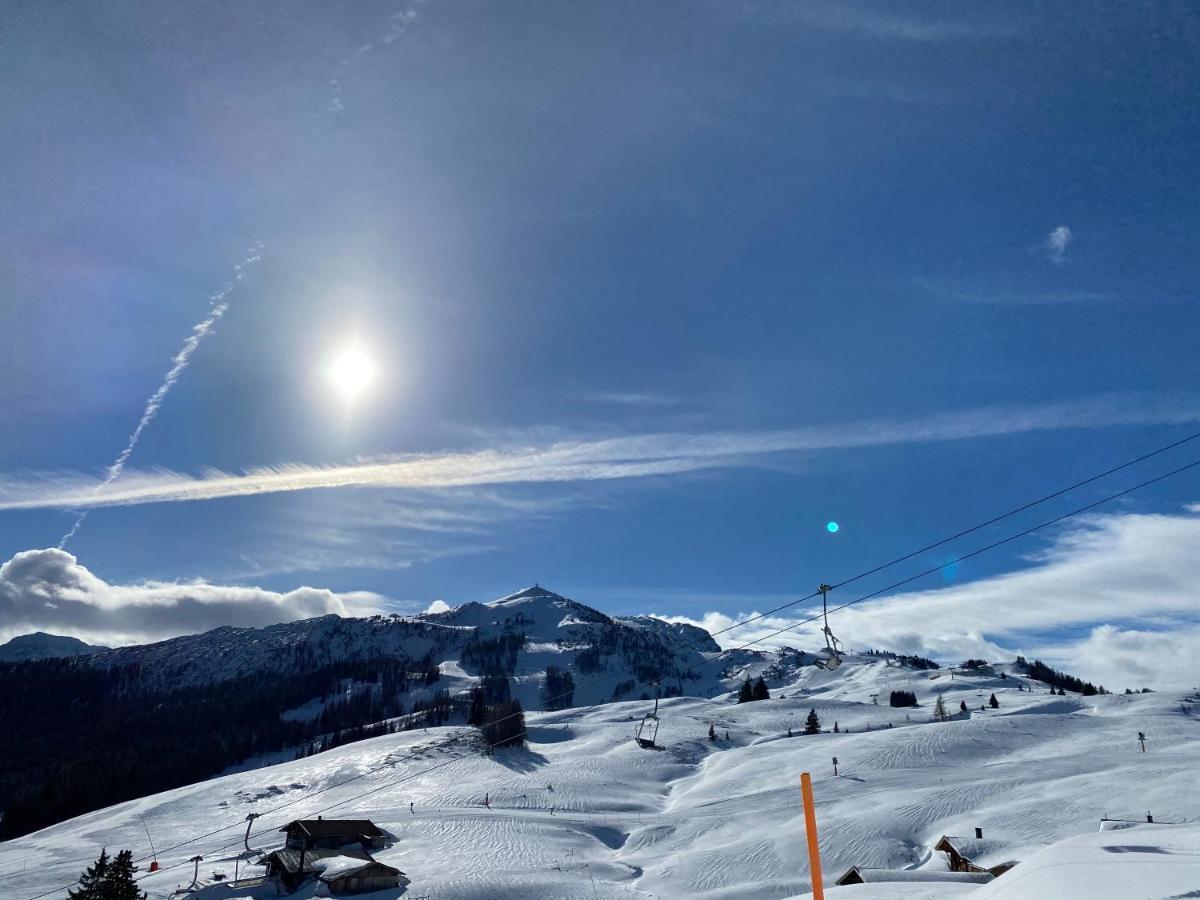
[278, 817, 389, 852]
[836, 867, 994, 886]
[264, 847, 373, 892]
[935, 835, 1017, 877]
[317, 856, 410, 896]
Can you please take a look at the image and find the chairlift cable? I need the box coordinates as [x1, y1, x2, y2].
[228, 456, 1200, 870]
[20, 442, 1200, 900]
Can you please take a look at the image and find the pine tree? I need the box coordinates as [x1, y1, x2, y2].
[959, 700, 968, 713]
[833, 721, 840, 733]
[752, 676, 770, 701]
[804, 708, 821, 735]
[989, 693, 999, 709]
[69, 849, 109, 900]
[737, 679, 754, 704]
[708, 723, 716, 742]
[106, 850, 147, 900]
[934, 694, 947, 721]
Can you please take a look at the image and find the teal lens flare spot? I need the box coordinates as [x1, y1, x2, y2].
[826, 521, 839, 533]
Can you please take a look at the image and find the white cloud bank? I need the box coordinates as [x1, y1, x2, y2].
[1, 394, 1196, 512]
[659, 505, 1200, 692]
[0, 548, 385, 647]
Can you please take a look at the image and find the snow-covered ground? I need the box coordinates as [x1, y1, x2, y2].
[2, 655, 1198, 899]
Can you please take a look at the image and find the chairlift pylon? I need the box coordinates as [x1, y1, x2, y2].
[635, 685, 661, 749]
[813, 583, 844, 670]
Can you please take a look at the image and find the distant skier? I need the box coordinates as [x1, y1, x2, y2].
[551, 806, 556, 816]
[484, 792, 490, 808]
[409, 801, 415, 814]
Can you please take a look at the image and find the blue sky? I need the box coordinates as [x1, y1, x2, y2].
[1, 2, 1198, 684]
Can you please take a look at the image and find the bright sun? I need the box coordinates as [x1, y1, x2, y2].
[326, 343, 378, 403]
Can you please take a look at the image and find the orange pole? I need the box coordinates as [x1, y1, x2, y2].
[801, 772, 825, 900]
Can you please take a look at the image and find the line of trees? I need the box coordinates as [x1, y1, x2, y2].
[889, 689, 918, 708]
[1016, 656, 1108, 696]
[543, 666, 575, 710]
[863, 649, 940, 670]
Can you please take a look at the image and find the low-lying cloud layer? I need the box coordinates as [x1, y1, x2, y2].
[0, 548, 385, 647]
[3, 506, 1198, 690]
[658, 505, 1200, 692]
[1, 395, 1195, 512]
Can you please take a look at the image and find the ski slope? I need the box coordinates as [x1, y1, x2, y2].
[2, 656, 1198, 899]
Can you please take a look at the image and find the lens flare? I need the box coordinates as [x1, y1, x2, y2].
[826, 521, 840, 533]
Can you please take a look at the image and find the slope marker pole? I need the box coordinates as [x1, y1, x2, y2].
[800, 772, 825, 900]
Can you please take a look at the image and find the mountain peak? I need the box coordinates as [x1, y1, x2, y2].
[489, 584, 566, 606]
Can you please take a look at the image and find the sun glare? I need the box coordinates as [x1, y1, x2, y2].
[326, 343, 378, 403]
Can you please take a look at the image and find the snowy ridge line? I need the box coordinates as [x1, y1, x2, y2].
[19, 451, 1200, 900]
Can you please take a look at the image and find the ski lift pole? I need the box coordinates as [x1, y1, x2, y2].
[800, 772, 825, 900]
[243, 812, 261, 851]
[138, 815, 159, 872]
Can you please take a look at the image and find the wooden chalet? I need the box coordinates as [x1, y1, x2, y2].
[278, 817, 388, 851]
[935, 835, 1017, 877]
[265, 847, 371, 891]
[319, 857, 410, 896]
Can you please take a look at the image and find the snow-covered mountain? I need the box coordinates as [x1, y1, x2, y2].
[0, 586, 743, 842]
[80, 585, 724, 697]
[0, 631, 105, 661]
[3, 650, 1197, 900]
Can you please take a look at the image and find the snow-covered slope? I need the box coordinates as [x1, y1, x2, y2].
[0, 631, 105, 661]
[4, 654, 1197, 900]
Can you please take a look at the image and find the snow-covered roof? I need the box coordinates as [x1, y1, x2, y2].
[313, 854, 401, 880]
[266, 847, 371, 874]
[836, 867, 994, 885]
[970, 822, 1200, 899]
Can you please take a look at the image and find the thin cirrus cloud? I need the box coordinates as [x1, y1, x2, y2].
[657, 505, 1200, 690]
[913, 276, 1111, 306]
[0, 395, 1197, 512]
[793, 4, 1015, 42]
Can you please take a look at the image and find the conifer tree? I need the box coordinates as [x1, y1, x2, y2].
[708, 723, 716, 741]
[803, 708, 821, 734]
[989, 693, 999, 709]
[107, 850, 147, 900]
[69, 849, 109, 900]
[959, 700, 968, 713]
[737, 679, 754, 704]
[752, 676, 770, 701]
[934, 693, 947, 721]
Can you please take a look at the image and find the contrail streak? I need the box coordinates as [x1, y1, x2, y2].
[329, 3, 422, 112]
[58, 242, 264, 547]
